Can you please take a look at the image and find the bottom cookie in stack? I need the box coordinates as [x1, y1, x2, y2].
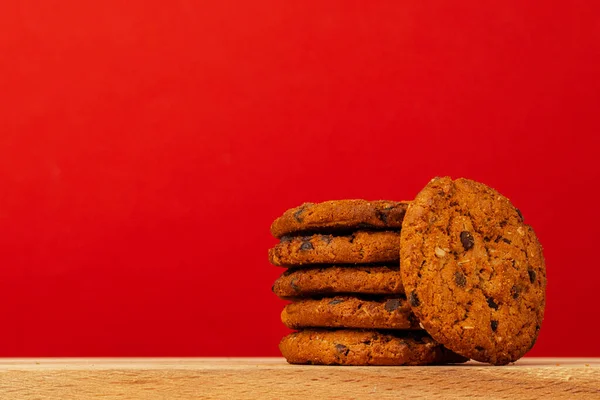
[280, 330, 469, 366]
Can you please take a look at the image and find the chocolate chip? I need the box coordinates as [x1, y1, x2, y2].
[460, 231, 475, 251]
[454, 271, 467, 287]
[329, 299, 344, 305]
[271, 283, 275, 292]
[321, 235, 332, 244]
[475, 346, 485, 352]
[528, 269, 536, 283]
[384, 299, 401, 312]
[516, 208, 523, 221]
[376, 209, 389, 223]
[491, 320, 498, 332]
[487, 297, 499, 310]
[511, 285, 521, 299]
[409, 291, 420, 307]
[335, 344, 349, 356]
[280, 236, 292, 243]
[300, 241, 313, 251]
[494, 236, 502, 243]
[293, 208, 305, 222]
[290, 278, 300, 292]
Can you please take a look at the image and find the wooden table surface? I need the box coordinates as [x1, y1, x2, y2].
[0, 358, 598, 399]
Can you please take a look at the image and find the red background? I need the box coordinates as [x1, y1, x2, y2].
[0, 1, 598, 357]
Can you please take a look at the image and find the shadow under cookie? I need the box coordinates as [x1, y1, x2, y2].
[279, 329, 468, 366]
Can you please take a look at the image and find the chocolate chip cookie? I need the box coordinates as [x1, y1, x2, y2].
[271, 200, 409, 238]
[280, 329, 469, 365]
[269, 231, 400, 267]
[400, 177, 546, 365]
[272, 265, 404, 299]
[281, 296, 420, 330]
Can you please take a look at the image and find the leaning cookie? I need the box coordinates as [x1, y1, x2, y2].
[281, 296, 420, 330]
[400, 177, 546, 365]
[272, 265, 404, 299]
[280, 329, 469, 366]
[270, 199, 409, 238]
[269, 231, 400, 267]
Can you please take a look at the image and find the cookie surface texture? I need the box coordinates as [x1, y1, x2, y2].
[272, 265, 404, 298]
[279, 329, 469, 365]
[269, 231, 400, 267]
[271, 200, 408, 238]
[281, 296, 419, 330]
[400, 177, 546, 365]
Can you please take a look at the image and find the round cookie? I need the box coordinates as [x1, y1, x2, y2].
[280, 329, 469, 366]
[269, 231, 400, 267]
[400, 177, 546, 365]
[272, 265, 404, 299]
[271, 199, 409, 238]
[281, 296, 420, 330]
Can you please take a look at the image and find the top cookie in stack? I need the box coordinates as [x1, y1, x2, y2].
[270, 200, 469, 366]
[270, 200, 408, 238]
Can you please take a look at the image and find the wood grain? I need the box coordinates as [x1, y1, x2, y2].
[0, 358, 598, 399]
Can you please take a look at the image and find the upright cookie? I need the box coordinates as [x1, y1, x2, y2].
[271, 200, 409, 238]
[272, 265, 404, 298]
[400, 177, 546, 365]
[269, 231, 400, 267]
[281, 296, 420, 330]
[280, 329, 469, 366]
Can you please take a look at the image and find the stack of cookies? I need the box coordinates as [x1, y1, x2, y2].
[270, 178, 547, 366]
[269, 200, 468, 366]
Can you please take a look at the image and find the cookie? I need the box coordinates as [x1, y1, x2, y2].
[272, 265, 404, 299]
[281, 296, 420, 330]
[400, 177, 546, 365]
[279, 329, 469, 365]
[269, 231, 400, 267]
[271, 200, 409, 238]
